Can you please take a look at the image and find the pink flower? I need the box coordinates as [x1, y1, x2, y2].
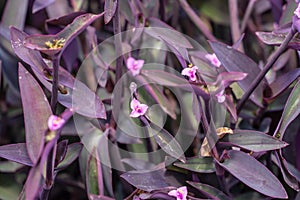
[47, 115, 65, 131]
[181, 66, 198, 81]
[130, 98, 148, 118]
[215, 90, 226, 103]
[205, 53, 221, 67]
[168, 186, 188, 200]
[294, 3, 300, 18]
[126, 57, 144, 76]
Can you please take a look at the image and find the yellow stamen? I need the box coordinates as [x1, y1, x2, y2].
[45, 38, 66, 49]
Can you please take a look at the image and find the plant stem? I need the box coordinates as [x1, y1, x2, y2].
[41, 55, 60, 200]
[178, 0, 216, 41]
[113, 1, 122, 83]
[229, 0, 244, 52]
[197, 96, 220, 160]
[236, 28, 296, 114]
[110, 0, 123, 128]
[50, 55, 59, 112]
[140, 116, 155, 163]
[241, 0, 257, 33]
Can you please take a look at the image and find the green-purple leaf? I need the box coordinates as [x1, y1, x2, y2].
[56, 143, 83, 171]
[187, 181, 231, 200]
[256, 31, 300, 50]
[174, 157, 215, 173]
[121, 158, 156, 170]
[1, 0, 28, 31]
[149, 123, 186, 163]
[276, 79, 300, 139]
[19, 63, 51, 165]
[0, 143, 33, 166]
[10, 28, 106, 119]
[267, 69, 300, 99]
[104, 0, 117, 24]
[87, 150, 102, 195]
[121, 169, 169, 192]
[218, 150, 288, 199]
[24, 12, 105, 56]
[146, 19, 193, 48]
[209, 41, 264, 107]
[221, 129, 288, 152]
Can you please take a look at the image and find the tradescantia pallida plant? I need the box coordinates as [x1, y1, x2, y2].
[0, 0, 300, 199]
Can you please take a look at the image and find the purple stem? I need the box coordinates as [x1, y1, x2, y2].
[241, 0, 257, 33]
[41, 54, 60, 200]
[50, 55, 59, 112]
[110, 0, 123, 128]
[237, 28, 297, 114]
[229, 0, 244, 52]
[178, 0, 216, 41]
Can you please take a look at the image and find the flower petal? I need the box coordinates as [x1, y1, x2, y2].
[138, 104, 148, 115]
[126, 57, 135, 69]
[130, 110, 141, 118]
[294, 3, 300, 18]
[178, 186, 188, 196]
[181, 68, 191, 76]
[47, 115, 65, 131]
[131, 68, 142, 76]
[130, 98, 140, 110]
[205, 53, 221, 67]
[168, 189, 178, 197]
[136, 60, 144, 69]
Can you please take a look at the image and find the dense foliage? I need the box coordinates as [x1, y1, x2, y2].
[0, 0, 300, 199]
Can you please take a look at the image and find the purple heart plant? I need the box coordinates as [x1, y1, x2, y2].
[0, 0, 300, 199]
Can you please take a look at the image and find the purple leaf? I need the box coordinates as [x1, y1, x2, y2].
[273, 152, 299, 191]
[55, 140, 68, 167]
[279, 0, 297, 25]
[56, 143, 83, 171]
[19, 63, 51, 164]
[267, 69, 300, 100]
[270, 0, 283, 24]
[187, 181, 231, 200]
[32, 0, 56, 14]
[121, 169, 169, 192]
[10, 28, 106, 119]
[159, 36, 189, 69]
[174, 157, 215, 173]
[221, 129, 288, 152]
[10, 27, 50, 73]
[149, 123, 186, 163]
[217, 150, 288, 199]
[104, 0, 118, 24]
[209, 41, 264, 107]
[142, 70, 209, 100]
[24, 12, 105, 56]
[212, 72, 247, 90]
[136, 75, 176, 119]
[0, 143, 33, 166]
[46, 11, 86, 27]
[24, 165, 42, 200]
[275, 79, 300, 139]
[256, 31, 300, 50]
[1, 0, 28, 31]
[146, 19, 193, 48]
[121, 158, 156, 170]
